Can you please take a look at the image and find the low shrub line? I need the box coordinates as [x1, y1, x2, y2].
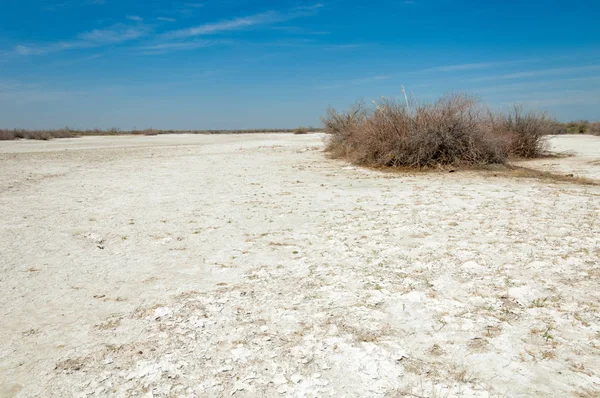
[0, 127, 321, 141]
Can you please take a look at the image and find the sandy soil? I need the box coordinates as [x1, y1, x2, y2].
[0, 134, 599, 397]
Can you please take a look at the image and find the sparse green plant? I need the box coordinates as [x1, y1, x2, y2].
[542, 327, 554, 342]
[530, 297, 549, 308]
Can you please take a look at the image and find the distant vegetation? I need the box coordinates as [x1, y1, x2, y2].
[556, 121, 600, 135]
[294, 126, 310, 134]
[0, 127, 321, 141]
[322, 93, 566, 168]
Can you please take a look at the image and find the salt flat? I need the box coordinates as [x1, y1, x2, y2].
[517, 134, 600, 180]
[1, 134, 599, 397]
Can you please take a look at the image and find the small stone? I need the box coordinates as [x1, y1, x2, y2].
[216, 365, 233, 374]
[277, 385, 288, 394]
[290, 374, 303, 384]
[230, 381, 248, 395]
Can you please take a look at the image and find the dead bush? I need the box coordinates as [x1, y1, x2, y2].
[497, 105, 555, 158]
[0, 130, 17, 140]
[323, 101, 368, 158]
[0, 129, 77, 140]
[322, 94, 563, 168]
[323, 94, 510, 168]
[294, 126, 310, 134]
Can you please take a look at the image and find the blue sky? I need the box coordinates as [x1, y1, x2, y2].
[1, 0, 599, 129]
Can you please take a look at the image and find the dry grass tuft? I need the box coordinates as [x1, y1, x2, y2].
[323, 93, 558, 168]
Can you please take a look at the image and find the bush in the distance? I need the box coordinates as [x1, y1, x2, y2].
[0, 128, 77, 140]
[294, 126, 310, 134]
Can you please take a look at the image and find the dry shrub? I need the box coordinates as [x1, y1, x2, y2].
[142, 129, 159, 136]
[0, 129, 77, 140]
[294, 126, 310, 134]
[323, 94, 509, 168]
[496, 105, 554, 158]
[0, 130, 17, 140]
[323, 94, 559, 168]
[589, 122, 600, 136]
[323, 102, 368, 158]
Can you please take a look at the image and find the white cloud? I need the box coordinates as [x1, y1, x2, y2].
[138, 39, 225, 55]
[14, 3, 323, 56]
[157, 17, 177, 22]
[183, 2, 204, 8]
[424, 62, 499, 72]
[421, 60, 529, 73]
[498, 90, 600, 107]
[162, 3, 324, 39]
[470, 65, 600, 82]
[0, 80, 82, 103]
[472, 75, 600, 95]
[163, 12, 279, 39]
[14, 24, 150, 55]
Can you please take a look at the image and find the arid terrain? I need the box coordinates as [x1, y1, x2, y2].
[1, 133, 599, 397]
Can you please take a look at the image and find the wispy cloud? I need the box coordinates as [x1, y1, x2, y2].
[43, 2, 70, 11]
[271, 26, 329, 35]
[178, 2, 205, 15]
[163, 12, 278, 39]
[183, 2, 204, 8]
[423, 62, 500, 72]
[14, 23, 150, 55]
[470, 65, 600, 82]
[0, 80, 82, 103]
[42, 0, 105, 11]
[15, 3, 323, 57]
[497, 90, 600, 107]
[162, 3, 324, 39]
[137, 39, 227, 55]
[422, 60, 529, 73]
[473, 75, 600, 95]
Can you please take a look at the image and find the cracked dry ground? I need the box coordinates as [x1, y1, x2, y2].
[0, 134, 599, 397]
